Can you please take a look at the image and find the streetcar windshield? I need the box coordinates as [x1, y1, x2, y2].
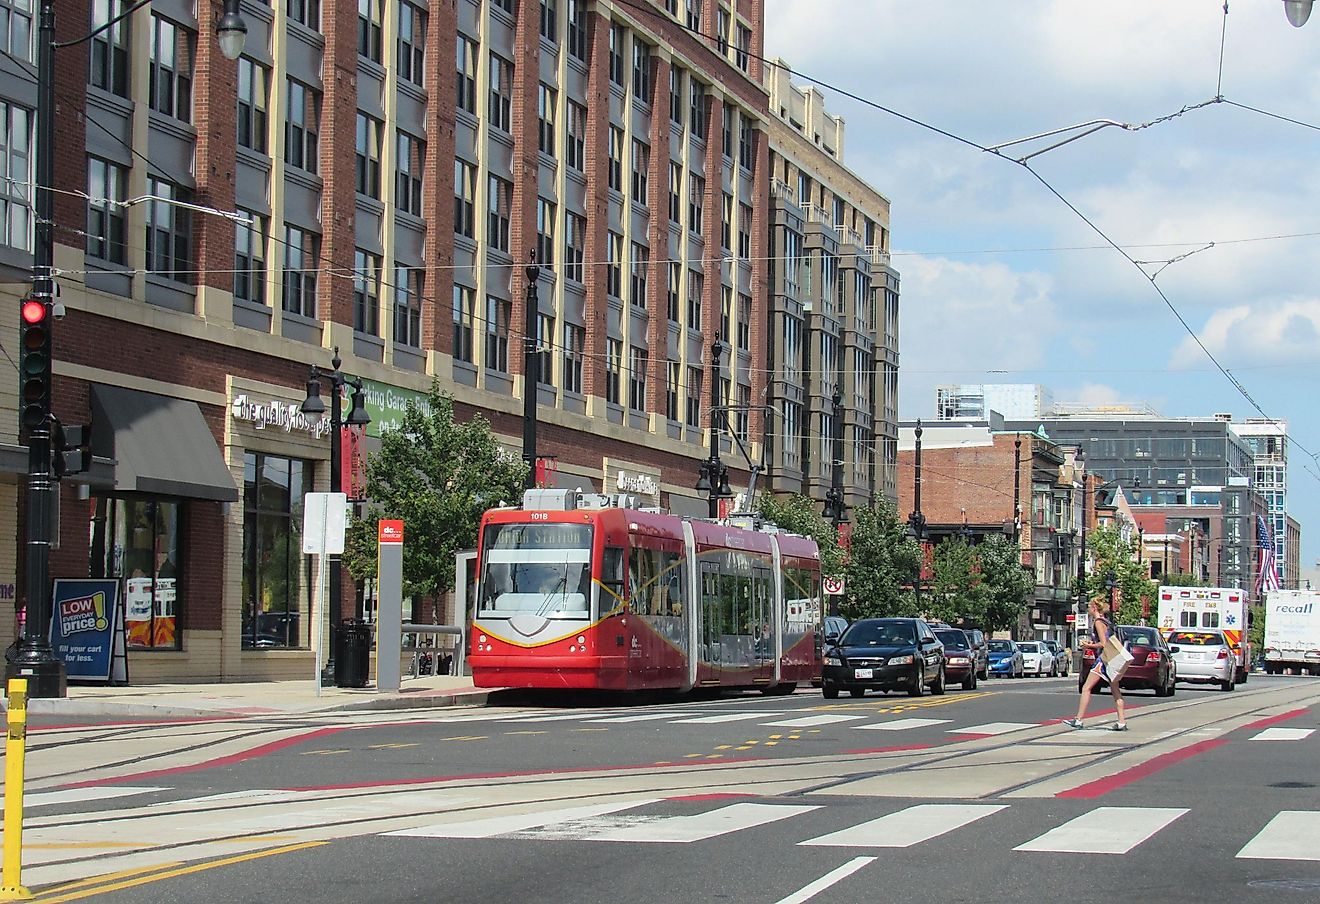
[478, 522, 594, 619]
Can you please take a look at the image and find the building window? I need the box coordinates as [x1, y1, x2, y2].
[688, 175, 704, 235]
[148, 15, 193, 122]
[608, 24, 625, 86]
[283, 225, 318, 317]
[737, 293, 751, 351]
[567, 0, 587, 60]
[486, 295, 511, 372]
[722, 103, 733, 158]
[241, 453, 312, 649]
[716, 5, 729, 56]
[236, 57, 269, 153]
[687, 269, 703, 328]
[489, 53, 513, 131]
[606, 338, 622, 405]
[563, 322, 584, 394]
[538, 83, 557, 156]
[734, 21, 751, 70]
[781, 401, 801, 468]
[721, 284, 731, 338]
[631, 139, 650, 207]
[488, 176, 512, 251]
[669, 162, 681, 223]
[667, 262, 680, 322]
[453, 159, 475, 238]
[737, 203, 752, 259]
[289, 0, 320, 30]
[233, 208, 266, 305]
[359, 0, 383, 61]
[685, 0, 702, 31]
[397, 1, 426, 87]
[89, 0, 129, 97]
[563, 211, 585, 283]
[286, 79, 319, 174]
[456, 35, 477, 115]
[628, 346, 648, 412]
[492, 0, 513, 11]
[144, 176, 190, 283]
[608, 126, 623, 192]
[606, 231, 623, 298]
[686, 366, 702, 427]
[670, 66, 683, 124]
[735, 384, 750, 441]
[536, 314, 555, 386]
[94, 497, 185, 650]
[689, 79, 706, 139]
[721, 191, 733, 250]
[738, 115, 754, 169]
[630, 242, 649, 307]
[348, 249, 378, 335]
[396, 130, 424, 216]
[86, 156, 125, 263]
[666, 361, 680, 421]
[540, 0, 557, 41]
[452, 284, 475, 363]
[355, 113, 382, 198]
[632, 39, 651, 101]
[536, 197, 556, 268]
[394, 266, 422, 347]
[565, 100, 586, 172]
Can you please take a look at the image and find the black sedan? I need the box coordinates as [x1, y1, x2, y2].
[821, 617, 946, 698]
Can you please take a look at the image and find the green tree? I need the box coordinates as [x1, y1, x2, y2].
[976, 534, 1036, 632]
[343, 384, 527, 601]
[1081, 524, 1158, 625]
[756, 493, 845, 578]
[928, 535, 986, 626]
[839, 498, 922, 620]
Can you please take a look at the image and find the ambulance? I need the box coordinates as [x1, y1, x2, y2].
[1157, 586, 1250, 685]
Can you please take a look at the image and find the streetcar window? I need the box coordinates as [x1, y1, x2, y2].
[478, 522, 594, 619]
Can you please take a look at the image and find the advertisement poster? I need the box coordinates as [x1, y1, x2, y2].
[125, 577, 177, 647]
[49, 579, 127, 682]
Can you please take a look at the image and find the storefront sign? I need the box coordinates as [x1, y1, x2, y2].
[359, 379, 432, 437]
[615, 470, 659, 497]
[49, 579, 125, 682]
[230, 394, 331, 438]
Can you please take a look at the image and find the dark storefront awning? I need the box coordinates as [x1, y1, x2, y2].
[91, 385, 238, 501]
[666, 493, 711, 518]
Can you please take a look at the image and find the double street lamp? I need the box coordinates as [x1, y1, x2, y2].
[1285, 0, 1314, 26]
[8, 0, 247, 697]
[696, 336, 734, 518]
[300, 347, 370, 684]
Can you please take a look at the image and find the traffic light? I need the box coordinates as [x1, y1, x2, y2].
[19, 297, 52, 432]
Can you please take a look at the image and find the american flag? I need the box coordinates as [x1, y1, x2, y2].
[1255, 514, 1281, 596]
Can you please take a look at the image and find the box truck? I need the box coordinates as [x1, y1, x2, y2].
[1157, 586, 1250, 685]
[1262, 589, 1320, 676]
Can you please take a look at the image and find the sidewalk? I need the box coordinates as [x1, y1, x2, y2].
[1, 674, 500, 719]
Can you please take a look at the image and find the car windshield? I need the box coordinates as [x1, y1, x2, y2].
[934, 630, 968, 650]
[842, 621, 916, 646]
[1122, 627, 1159, 647]
[478, 522, 594, 619]
[988, 640, 1014, 652]
[1170, 631, 1224, 646]
[1019, 642, 1039, 652]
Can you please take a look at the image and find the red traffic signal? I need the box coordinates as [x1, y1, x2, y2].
[20, 299, 46, 325]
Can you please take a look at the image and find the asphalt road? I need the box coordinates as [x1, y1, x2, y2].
[13, 675, 1320, 903]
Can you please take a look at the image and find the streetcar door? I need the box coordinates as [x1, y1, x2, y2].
[700, 561, 722, 672]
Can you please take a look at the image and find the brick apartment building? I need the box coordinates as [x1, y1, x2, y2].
[0, 1, 898, 680]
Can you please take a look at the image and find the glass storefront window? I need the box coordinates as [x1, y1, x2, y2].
[88, 497, 182, 649]
[242, 451, 312, 648]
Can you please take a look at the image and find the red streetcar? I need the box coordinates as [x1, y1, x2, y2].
[469, 489, 822, 693]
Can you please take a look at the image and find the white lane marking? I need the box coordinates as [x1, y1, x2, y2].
[1238, 812, 1320, 860]
[672, 712, 791, 724]
[24, 786, 168, 808]
[1015, 807, 1188, 854]
[801, 804, 1005, 848]
[587, 712, 705, 723]
[762, 715, 868, 728]
[584, 802, 819, 843]
[951, 722, 1037, 736]
[385, 799, 660, 838]
[502, 713, 627, 722]
[773, 857, 877, 904]
[853, 717, 952, 731]
[1250, 727, 1315, 742]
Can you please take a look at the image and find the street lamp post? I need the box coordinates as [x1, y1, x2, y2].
[6, 0, 246, 698]
[696, 335, 732, 518]
[1104, 569, 1117, 620]
[300, 347, 370, 685]
[907, 420, 926, 610]
[1013, 436, 1022, 545]
[824, 389, 846, 532]
[1075, 447, 1088, 623]
[522, 252, 541, 490]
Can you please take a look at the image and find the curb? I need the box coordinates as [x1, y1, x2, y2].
[12, 689, 499, 720]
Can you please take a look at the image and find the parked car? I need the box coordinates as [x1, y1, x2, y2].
[1042, 639, 1071, 677]
[987, 639, 1024, 678]
[933, 627, 978, 690]
[1078, 624, 1177, 696]
[964, 628, 990, 680]
[821, 617, 946, 699]
[1168, 629, 1236, 691]
[1017, 641, 1056, 677]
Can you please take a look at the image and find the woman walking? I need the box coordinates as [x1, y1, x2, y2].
[1064, 596, 1128, 731]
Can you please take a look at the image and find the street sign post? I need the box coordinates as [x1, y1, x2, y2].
[302, 492, 347, 697]
[376, 520, 404, 693]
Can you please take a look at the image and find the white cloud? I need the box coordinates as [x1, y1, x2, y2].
[1171, 299, 1320, 369]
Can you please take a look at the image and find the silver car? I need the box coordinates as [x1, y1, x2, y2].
[1169, 629, 1235, 691]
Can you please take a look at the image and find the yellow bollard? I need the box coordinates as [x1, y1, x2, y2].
[0, 678, 31, 900]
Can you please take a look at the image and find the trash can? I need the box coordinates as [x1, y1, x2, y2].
[334, 619, 371, 688]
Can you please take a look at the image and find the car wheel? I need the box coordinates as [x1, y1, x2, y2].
[908, 667, 924, 697]
[930, 666, 946, 696]
[823, 685, 840, 700]
[962, 671, 977, 691]
[1220, 678, 1234, 692]
[849, 688, 866, 698]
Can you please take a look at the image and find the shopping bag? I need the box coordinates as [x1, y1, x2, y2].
[1100, 634, 1133, 678]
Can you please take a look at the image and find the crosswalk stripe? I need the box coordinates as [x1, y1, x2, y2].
[801, 804, 1005, 848]
[853, 717, 951, 731]
[1237, 812, 1320, 860]
[952, 722, 1037, 736]
[1249, 728, 1315, 742]
[24, 786, 167, 808]
[1015, 807, 1187, 854]
[587, 712, 705, 723]
[584, 803, 819, 843]
[385, 799, 662, 838]
[762, 715, 868, 728]
[672, 712, 791, 724]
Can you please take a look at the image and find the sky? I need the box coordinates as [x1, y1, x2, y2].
[765, 0, 1320, 574]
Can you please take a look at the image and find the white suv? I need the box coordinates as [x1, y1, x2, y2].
[1169, 629, 1236, 691]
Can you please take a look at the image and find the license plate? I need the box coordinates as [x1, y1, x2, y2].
[854, 668, 873, 679]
